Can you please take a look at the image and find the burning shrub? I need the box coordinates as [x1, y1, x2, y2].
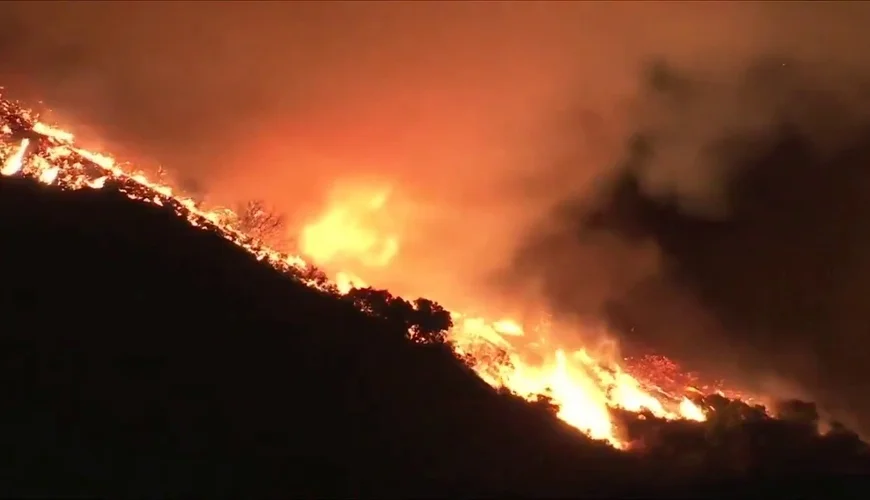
[232, 199, 290, 248]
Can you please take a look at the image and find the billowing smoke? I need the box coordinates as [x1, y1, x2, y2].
[0, 1, 781, 307]
[507, 55, 870, 434]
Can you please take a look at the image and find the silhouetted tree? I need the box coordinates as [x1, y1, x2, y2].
[344, 288, 453, 345]
[345, 287, 395, 317]
[298, 264, 336, 293]
[409, 298, 452, 344]
[530, 394, 560, 416]
[233, 199, 289, 247]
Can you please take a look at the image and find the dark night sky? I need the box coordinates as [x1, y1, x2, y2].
[3, 1, 870, 433]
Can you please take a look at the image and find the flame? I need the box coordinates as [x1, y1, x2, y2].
[679, 397, 707, 422]
[335, 270, 369, 295]
[1, 138, 29, 176]
[300, 184, 399, 268]
[0, 94, 761, 449]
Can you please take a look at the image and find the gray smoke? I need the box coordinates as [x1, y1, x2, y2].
[506, 55, 870, 434]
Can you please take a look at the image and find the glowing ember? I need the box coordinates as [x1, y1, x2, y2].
[0, 94, 760, 448]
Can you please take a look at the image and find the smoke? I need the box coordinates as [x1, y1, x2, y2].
[0, 1, 772, 305]
[506, 23, 870, 432]
[3, 1, 870, 429]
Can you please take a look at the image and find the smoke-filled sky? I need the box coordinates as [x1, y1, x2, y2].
[4, 1, 870, 432]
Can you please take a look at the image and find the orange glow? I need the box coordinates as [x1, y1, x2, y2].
[0, 95, 762, 449]
[301, 183, 399, 268]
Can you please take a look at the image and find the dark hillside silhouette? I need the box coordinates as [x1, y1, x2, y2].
[0, 176, 868, 497]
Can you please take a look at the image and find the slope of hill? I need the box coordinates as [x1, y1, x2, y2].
[2, 93, 870, 495]
[0, 176, 649, 497]
[2, 170, 870, 497]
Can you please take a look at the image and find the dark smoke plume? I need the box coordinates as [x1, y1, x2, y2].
[508, 56, 870, 434]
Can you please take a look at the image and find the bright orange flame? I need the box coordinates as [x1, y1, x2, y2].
[0, 95, 745, 449]
[679, 397, 707, 422]
[1, 138, 29, 176]
[301, 184, 399, 268]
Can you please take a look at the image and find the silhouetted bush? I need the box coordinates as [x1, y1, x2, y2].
[344, 287, 452, 344]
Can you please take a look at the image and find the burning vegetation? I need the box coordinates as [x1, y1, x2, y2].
[1, 90, 868, 470]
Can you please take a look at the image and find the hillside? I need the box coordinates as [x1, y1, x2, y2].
[1, 94, 870, 495]
[1, 171, 869, 497]
[0, 176, 642, 496]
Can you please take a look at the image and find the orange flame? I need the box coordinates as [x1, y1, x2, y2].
[0, 95, 752, 448]
[1, 138, 29, 176]
[300, 184, 399, 268]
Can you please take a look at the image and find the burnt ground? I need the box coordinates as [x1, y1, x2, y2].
[0, 176, 868, 497]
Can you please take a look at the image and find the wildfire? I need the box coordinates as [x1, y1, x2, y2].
[0, 94, 744, 449]
[300, 183, 399, 268]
